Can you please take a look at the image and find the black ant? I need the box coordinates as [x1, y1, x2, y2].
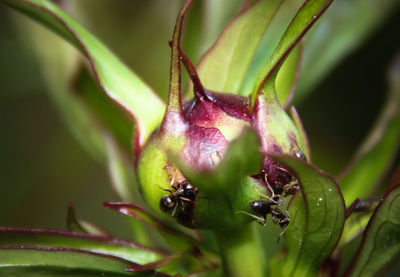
[159, 181, 198, 215]
[159, 180, 199, 228]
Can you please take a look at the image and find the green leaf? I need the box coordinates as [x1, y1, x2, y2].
[272, 156, 345, 277]
[66, 205, 90, 234]
[296, 0, 400, 102]
[104, 202, 198, 252]
[0, 247, 154, 276]
[3, 0, 165, 147]
[251, 0, 333, 104]
[185, 0, 283, 96]
[275, 43, 303, 107]
[345, 184, 400, 276]
[104, 203, 221, 274]
[74, 67, 133, 155]
[338, 53, 400, 205]
[336, 234, 363, 277]
[0, 228, 165, 265]
[66, 205, 110, 236]
[240, 0, 305, 104]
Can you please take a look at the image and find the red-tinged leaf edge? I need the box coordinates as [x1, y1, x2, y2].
[343, 183, 400, 276]
[67, 204, 111, 236]
[0, 244, 138, 268]
[104, 203, 221, 274]
[0, 227, 165, 255]
[387, 164, 400, 192]
[160, 0, 193, 132]
[104, 202, 199, 245]
[0, 245, 174, 276]
[67, 204, 89, 234]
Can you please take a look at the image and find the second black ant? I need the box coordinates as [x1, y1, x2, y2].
[159, 180, 199, 227]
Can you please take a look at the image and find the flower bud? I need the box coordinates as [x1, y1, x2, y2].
[137, 0, 309, 229]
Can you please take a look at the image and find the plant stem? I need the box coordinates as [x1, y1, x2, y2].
[215, 223, 266, 277]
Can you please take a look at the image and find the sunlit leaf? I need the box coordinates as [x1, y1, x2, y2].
[0, 228, 165, 265]
[251, 0, 333, 104]
[272, 156, 345, 277]
[296, 0, 400, 103]
[185, 0, 283, 96]
[240, 0, 303, 98]
[0, 247, 154, 276]
[336, 235, 363, 277]
[105, 203, 221, 274]
[3, 0, 165, 147]
[104, 202, 198, 252]
[338, 53, 400, 205]
[345, 184, 400, 276]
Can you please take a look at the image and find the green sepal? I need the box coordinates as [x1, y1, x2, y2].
[184, 0, 283, 96]
[271, 156, 345, 277]
[251, 0, 334, 104]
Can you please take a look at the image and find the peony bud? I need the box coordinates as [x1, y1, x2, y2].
[137, 0, 309, 230]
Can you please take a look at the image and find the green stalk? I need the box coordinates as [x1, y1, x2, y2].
[215, 223, 266, 277]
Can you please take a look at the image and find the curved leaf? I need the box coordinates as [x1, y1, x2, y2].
[345, 184, 400, 276]
[0, 246, 152, 276]
[251, 0, 333, 103]
[104, 202, 197, 252]
[240, 0, 304, 102]
[184, 0, 283, 96]
[296, 0, 400, 102]
[67, 205, 110, 236]
[338, 53, 400, 205]
[104, 203, 221, 274]
[272, 156, 345, 277]
[2, 0, 165, 147]
[0, 228, 165, 265]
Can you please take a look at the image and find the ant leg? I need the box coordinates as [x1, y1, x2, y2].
[263, 174, 285, 206]
[236, 211, 266, 226]
[251, 187, 278, 205]
[171, 203, 178, 217]
[179, 197, 193, 203]
[277, 227, 286, 243]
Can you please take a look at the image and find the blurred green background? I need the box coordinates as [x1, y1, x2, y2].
[0, 0, 399, 241]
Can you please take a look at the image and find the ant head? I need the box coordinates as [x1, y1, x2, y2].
[159, 195, 175, 212]
[181, 182, 199, 200]
[279, 217, 290, 228]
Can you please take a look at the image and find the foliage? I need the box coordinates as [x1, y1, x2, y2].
[0, 0, 399, 276]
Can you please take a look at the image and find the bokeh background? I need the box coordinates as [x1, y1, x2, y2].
[0, 0, 399, 246]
